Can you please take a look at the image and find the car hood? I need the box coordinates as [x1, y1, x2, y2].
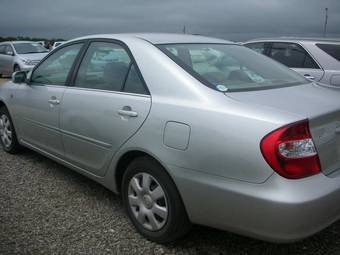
[226, 83, 340, 119]
[18, 52, 48, 61]
[227, 82, 340, 176]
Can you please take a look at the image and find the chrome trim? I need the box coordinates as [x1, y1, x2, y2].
[66, 86, 151, 98]
[61, 129, 112, 149]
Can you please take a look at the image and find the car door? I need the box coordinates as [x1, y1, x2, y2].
[60, 41, 151, 176]
[5, 45, 15, 74]
[268, 42, 325, 81]
[13, 42, 84, 157]
[0, 45, 5, 74]
[0, 44, 15, 75]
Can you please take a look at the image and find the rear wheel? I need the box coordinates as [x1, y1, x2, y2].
[0, 107, 22, 154]
[122, 157, 191, 243]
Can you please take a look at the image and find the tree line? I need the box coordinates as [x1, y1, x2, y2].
[0, 36, 64, 44]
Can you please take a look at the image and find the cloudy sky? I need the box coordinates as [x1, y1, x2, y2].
[0, 0, 339, 41]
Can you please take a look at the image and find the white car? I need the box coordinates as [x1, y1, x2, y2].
[0, 41, 48, 76]
[244, 38, 340, 87]
[51, 41, 65, 51]
[36, 41, 46, 47]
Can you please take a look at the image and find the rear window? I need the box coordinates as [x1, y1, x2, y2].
[316, 43, 340, 62]
[158, 44, 308, 92]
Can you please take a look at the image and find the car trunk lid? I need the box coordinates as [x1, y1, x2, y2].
[227, 83, 340, 176]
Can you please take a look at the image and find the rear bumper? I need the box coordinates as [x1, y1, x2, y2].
[169, 165, 340, 242]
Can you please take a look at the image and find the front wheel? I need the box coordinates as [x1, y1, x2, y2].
[122, 157, 191, 243]
[0, 107, 22, 154]
[13, 65, 20, 73]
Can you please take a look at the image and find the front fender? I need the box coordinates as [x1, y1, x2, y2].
[0, 80, 20, 127]
[0, 81, 12, 106]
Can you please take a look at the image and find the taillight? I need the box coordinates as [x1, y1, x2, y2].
[260, 120, 321, 179]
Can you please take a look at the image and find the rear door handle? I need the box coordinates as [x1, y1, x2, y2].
[48, 98, 60, 105]
[304, 74, 315, 80]
[118, 109, 138, 117]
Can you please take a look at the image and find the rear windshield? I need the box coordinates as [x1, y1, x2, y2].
[316, 43, 340, 62]
[158, 43, 308, 92]
[13, 42, 48, 54]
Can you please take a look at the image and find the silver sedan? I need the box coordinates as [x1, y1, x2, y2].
[1, 34, 340, 243]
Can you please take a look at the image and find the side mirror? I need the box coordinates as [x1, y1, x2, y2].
[6, 51, 14, 56]
[12, 71, 27, 84]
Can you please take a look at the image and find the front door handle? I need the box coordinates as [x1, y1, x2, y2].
[304, 74, 315, 80]
[48, 98, 60, 105]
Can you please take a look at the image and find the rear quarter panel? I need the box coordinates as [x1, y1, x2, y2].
[115, 94, 303, 185]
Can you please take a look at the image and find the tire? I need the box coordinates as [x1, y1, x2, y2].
[14, 65, 20, 73]
[122, 156, 191, 243]
[0, 107, 22, 154]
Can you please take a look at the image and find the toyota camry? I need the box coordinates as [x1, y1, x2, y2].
[1, 34, 340, 243]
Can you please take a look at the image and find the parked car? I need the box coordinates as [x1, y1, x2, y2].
[1, 34, 340, 244]
[0, 41, 48, 77]
[51, 41, 65, 51]
[35, 41, 46, 47]
[243, 38, 340, 86]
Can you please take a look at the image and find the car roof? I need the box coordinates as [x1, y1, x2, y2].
[70, 33, 234, 44]
[0, 41, 37, 45]
[244, 37, 340, 44]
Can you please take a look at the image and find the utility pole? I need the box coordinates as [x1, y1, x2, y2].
[182, 25, 186, 34]
[323, 7, 328, 38]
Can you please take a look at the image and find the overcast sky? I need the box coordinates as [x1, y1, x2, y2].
[0, 0, 339, 41]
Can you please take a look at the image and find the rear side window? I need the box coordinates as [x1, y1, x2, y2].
[316, 43, 340, 62]
[5, 45, 14, 55]
[123, 65, 147, 94]
[75, 41, 148, 94]
[0, 45, 13, 55]
[269, 42, 319, 69]
[75, 42, 131, 92]
[0, 45, 6, 54]
[245, 42, 266, 54]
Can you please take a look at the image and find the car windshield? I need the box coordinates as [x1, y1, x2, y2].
[13, 42, 48, 54]
[158, 43, 308, 92]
